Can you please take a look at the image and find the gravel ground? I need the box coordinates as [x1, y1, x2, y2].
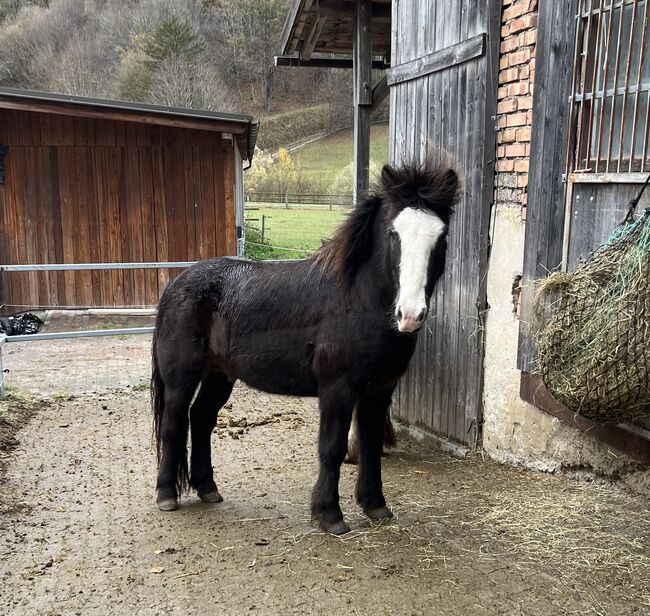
[0, 313, 649, 615]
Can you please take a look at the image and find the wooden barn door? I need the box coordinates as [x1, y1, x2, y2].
[388, 1, 500, 448]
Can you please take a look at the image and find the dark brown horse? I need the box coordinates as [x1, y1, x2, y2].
[152, 161, 458, 534]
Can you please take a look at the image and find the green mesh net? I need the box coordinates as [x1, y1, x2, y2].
[534, 208, 650, 424]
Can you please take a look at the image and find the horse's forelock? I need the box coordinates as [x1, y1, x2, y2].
[379, 162, 459, 224]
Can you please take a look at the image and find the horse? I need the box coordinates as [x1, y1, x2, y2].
[151, 161, 458, 535]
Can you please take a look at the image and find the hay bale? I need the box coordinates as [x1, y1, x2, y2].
[534, 209, 650, 423]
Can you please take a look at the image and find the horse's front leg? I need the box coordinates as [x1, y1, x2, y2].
[312, 381, 355, 535]
[355, 388, 395, 521]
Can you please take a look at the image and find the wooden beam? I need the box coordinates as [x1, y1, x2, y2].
[386, 34, 486, 86]
[520, 373, 650, 465]
[300, 15, 327, 60]
[371, 75, 389, 109]
[318, 1, 391, 21]
[274, 56, 390, 70]
[353, 0, 372, 203]
[287, 0, 314, 54]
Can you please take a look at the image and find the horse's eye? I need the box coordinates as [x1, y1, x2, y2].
[390, 230, 398, 241]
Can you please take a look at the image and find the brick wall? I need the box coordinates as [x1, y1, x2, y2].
[495, 0, 537, 220]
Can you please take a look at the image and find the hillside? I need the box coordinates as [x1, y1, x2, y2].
[293, 123, 390, 191]
[0, 0, 348, 120]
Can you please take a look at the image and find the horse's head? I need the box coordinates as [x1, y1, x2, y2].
[315, 160, 458, 331]
[379, 162, 458, 333]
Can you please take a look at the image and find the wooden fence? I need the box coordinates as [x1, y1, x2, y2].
[245, 192, 353, 209]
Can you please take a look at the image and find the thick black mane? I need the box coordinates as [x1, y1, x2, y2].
[315, 161, 459, 287]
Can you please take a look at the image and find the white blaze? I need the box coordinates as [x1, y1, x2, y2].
[392, 208, 446, 332]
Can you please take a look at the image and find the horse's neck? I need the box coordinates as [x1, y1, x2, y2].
[351, 247, 396, 312]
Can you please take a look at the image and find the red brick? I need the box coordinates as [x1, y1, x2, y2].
[507, 81, 529, 96]
[514, 159, 529, 172]
[510, 14, 538, 35]
[521, 205, 527, 221]
[517, 174, 529, 187]
[522, 30, 537, 46]
[517, 95, 533, 110]
[519, 64, 530, 80]
[516, 126, 532, 142]
[501, 24, 511, 38]
[501, 30, 537, 54]
[499, 67, 519, 84]
[497, 145, 507, 158]
[503, 0, 535, 21]
[498, 85, 509, 99]
[497, 98, 518, 114]
[505, 143, 527, 157]
[506, 112, 529, 127]
[507, 48, 532, 66]
[497, 159, 515, 172]
[500, 128, 518, 143]
[500, 55, 509, 70]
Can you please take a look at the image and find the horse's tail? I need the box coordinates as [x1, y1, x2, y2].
[151, 322, 165, 464]
[151, 307, 190, 494]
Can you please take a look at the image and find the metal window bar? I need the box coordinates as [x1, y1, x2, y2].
[571, 0, 650, 173]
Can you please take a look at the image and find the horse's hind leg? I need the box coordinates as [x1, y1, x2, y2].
[190, 372, 234, 502]
[354, 387, 395, 521]
[156, 378, 200, 511]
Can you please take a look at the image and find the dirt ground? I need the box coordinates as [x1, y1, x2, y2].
[1, 314, 650, 615]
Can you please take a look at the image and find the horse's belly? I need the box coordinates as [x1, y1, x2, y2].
[228, 333, 318, 397]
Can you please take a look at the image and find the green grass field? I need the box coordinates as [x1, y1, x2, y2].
[245, 206, 348, 260]
[293, 123, 389, 190]
[244, 124, 388, 259]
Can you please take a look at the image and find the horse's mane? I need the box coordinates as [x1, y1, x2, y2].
[315, 161, 459, 287]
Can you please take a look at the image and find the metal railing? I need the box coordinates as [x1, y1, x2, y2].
[0, 260, 198, 396]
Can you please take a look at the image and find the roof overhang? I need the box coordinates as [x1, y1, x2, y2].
[0, 87, 259, 163]
[279, 0, 391, 61]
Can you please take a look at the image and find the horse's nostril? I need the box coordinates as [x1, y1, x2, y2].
[417, 308, 427, 322]
[396, 308, 403, 320]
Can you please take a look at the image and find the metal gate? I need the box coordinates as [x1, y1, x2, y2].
[388, 0, 500, 448]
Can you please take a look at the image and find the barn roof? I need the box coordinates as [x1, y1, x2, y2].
[279, 0, 391, 60]
[0, 87, 259, 163]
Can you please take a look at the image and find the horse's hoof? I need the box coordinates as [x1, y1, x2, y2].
[321, 520, 351, 536]
[199, 490, 223, 503]
[364, 506, 393, 521]
[157, 497, 178, 512]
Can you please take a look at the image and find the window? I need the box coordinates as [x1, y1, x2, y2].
[571, 0, 650, 173]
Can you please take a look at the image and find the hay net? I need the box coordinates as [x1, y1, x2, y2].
[534, 208, 650, 424]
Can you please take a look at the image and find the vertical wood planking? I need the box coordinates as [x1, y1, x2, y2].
[390, 0, 498, 446]
[0, 110, 238, 308]
[139, 146, 158, 305]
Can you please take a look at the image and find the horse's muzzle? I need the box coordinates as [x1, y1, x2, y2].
[396, 306, 427, 333]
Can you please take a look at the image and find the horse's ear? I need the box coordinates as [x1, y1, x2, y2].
[440, 168, 459, 198]
[380, 164, 399, 189]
